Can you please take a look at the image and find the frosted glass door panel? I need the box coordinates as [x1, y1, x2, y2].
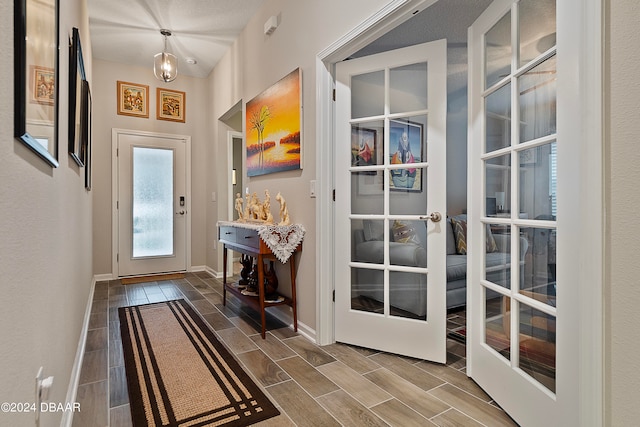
[132, 147, 174, 258]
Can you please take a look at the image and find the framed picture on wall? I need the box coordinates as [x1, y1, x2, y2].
[117, 81, 149, 118]
[31, 66, 55, 105]
[388, 119, 423, 192]
[246, 68, 302, 177]
[157, 88, 186, 123]
[351, 126, 378, 171]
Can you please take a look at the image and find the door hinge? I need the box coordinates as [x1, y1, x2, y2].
[332, 189, 336, 201]
[116, 201, 119, 209]
[117, 253, 119, 262]
[332, 89, 336, 101]
[332, 290, 335, 302]
[116, 148, 119, 156]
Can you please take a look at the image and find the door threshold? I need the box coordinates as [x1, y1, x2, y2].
[120, 272, 185, 285]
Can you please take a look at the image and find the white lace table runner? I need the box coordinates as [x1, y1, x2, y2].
[217, 221, 305, 263]
[257, 224, 305, 263]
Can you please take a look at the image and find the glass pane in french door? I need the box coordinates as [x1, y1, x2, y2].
[518, 303, 556, 392]
[351, 71, 384, 119]
[485, 83, 512, 153]
[485, 11, 511, 88]
[519, 56, 557, 142]
[350, 267, 384, 315]
[519, 0, 557, 67]
[132, 147, 174, 258]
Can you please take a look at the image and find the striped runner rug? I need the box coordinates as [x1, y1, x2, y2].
[119, 299, 280, 426]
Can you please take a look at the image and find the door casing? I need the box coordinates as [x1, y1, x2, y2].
[314, 0, 603, 423]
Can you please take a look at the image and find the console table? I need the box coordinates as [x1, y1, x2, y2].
[217, 221, 304, 338]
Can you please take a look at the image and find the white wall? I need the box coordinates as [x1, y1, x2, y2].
[605, 0, 640, 423]
[91, 59, 211, 275]
[208, 0, 392, 332]
[0, 0, 92, 425]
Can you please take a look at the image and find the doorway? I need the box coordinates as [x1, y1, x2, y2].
[316, 0, 603, 424]
[112, 129, 191, 277]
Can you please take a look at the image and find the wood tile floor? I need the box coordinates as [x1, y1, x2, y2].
[72, 272, 518, 426]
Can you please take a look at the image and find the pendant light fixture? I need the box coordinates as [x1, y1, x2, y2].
[154, 29, 178, 82]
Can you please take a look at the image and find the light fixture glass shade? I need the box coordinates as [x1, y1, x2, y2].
[154, 51, 178, 82]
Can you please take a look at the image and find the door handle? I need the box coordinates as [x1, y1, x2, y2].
[176, 210, 186, 215]
[420, 212, 442, 222]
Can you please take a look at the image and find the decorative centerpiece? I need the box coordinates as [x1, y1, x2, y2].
[234, 189, 290, 225]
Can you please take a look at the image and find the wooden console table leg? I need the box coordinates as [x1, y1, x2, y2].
[222, 245, 228, 306]
[290, 253, 298, 332]
[257, 253, 267, 339]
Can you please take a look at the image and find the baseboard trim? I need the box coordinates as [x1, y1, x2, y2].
[94, 273, 113, 282]
[205, 266, 223, 279]
[267, 306, 316, 343]
[61, 277, 96, 427]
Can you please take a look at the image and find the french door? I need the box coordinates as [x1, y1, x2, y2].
[468, 0, 578, 424]
[114, 130, 190, 277]
[334, 40, 448, 362]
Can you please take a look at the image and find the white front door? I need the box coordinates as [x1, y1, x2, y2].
[115, 130, 190, 277]
[335, 40, 448, 362]
[468, 0, 578, 424]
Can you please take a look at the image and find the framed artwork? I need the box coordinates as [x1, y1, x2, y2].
[389, 119, 423, 192]
[68, 27, 86, 166]
[82, 80, 92, 190]
[351, 126, 378, 170]
[31, 66, 55, 105]
[14, 0, 60, 167]
[157, 88, 186, 122]
[117, 81, 149, 118]
[246, 68, 302, 177]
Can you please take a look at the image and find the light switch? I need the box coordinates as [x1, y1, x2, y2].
[310, 180, 317, 198]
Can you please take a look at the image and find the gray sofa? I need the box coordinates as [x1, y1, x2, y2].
[352, 216, 529, 317]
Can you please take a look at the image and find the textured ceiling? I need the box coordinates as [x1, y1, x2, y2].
[87, 0, 265, 79]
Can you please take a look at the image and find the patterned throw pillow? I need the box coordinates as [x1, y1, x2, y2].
[450, 217, 499, 254]
[450, 217, 467, 255]
[391, 220, 420, 245]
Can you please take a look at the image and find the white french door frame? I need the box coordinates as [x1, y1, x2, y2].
[315, 0, 602, 424]
[111, 128, 193, 278]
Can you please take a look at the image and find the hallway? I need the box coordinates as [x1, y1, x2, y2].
[73, 272, 517, 426]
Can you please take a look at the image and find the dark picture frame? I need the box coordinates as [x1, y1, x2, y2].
[14, 0, 60, 167]
[351, 126, 378, 170]
[388, 119, 423, 192]
[69, 27, 86, 166]
[82, 80, 92, 189]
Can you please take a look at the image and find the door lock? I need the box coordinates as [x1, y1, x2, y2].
[420, 212, 442, 222]
[176, 210, 185, 215]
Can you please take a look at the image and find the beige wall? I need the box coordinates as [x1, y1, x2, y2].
[207, 0, 392, 332]
[604, 0, 640, 424]
[0, 0, 93, 425]
[91, 59, 211, 275]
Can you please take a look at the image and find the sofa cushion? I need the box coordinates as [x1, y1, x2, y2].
[446, 218, 456, 255]
[446, 254, 467, 282]
[362, 219, 384, 241]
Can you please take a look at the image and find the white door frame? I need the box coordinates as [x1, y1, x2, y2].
[227, 130, 243, 277]
[111, 128, 193, 278]
[314, 0, 602, 423]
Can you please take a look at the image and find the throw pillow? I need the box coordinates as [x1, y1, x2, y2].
[486, 224, 498, 253]
[450, 217, 467, 255]
[391, 220, 421, 245]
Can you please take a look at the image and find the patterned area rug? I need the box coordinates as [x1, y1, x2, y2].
[119, 300, 279, 426]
